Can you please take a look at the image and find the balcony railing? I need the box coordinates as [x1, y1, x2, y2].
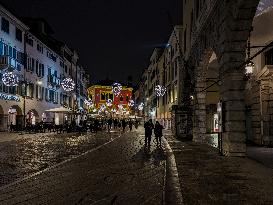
[0, 55, 15, 69]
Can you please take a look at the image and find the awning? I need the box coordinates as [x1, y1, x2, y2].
[45, 107, 72, 113]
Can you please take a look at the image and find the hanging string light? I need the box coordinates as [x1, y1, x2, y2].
[84, 98, 93, 107]
[112, 82, 122, 96]
[128, 99, 134, 107]
[2, 72, 18, 87]
[61, 78, 75, 92]
[106, 99, 113, 107]
[155, 85, 167, 97]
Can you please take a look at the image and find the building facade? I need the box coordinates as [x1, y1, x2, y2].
[0, 4, 89, 131]
[135, 26, 183, 129]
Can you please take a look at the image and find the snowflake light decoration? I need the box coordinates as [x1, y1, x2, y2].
[99, 104, 106, 112]
[138, 102, 144, 111]
[112, 82, 122, 96]
[61, 78, 75, 92]
[155, 85, 167, 97]
[2, 72, 18, 87]
[84, 98, 93, 107]
[111, 108, 117, 113]
[128, 99, 134, 107]
[106, 99, 113, 107]
[118, 104, 123, 110]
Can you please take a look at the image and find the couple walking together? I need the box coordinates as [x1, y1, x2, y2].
[144, 119, 163, 147]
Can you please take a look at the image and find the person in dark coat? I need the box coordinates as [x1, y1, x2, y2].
[144, 119, 154, 147]
[107, 118, 113, 132]
[128, 120, 133, 132]
[113, 119, 118, 129]
[154, 121, 163, 147]
[121, 119, 126, 132]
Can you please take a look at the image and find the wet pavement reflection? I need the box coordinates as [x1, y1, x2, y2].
[0, 131, 119, 187]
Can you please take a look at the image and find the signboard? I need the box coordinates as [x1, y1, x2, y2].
[0, 93, 20, 102]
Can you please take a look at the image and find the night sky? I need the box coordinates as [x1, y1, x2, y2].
[0, 0, 181, 84]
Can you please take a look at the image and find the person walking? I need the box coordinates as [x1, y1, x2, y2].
[107, 118, 113, 132]
[128, 120, 133, 132]
[113, 119, 118, 129]
[144, 119, 154, 147]
[121, 118, 126, 132]
[154, 121, 163, 147]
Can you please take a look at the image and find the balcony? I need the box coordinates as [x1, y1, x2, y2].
[0, 55, 15, 70]
[47, 75, 61, 88]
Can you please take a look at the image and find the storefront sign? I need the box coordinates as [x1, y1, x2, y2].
[0, 93, 20, 102]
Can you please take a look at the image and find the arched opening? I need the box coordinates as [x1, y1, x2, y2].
[192, 50, 220, 148]
[8, 105, 23, 131]
[204, 53, 220, 148]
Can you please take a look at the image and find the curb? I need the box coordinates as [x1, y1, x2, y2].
[163, 137, 184, 205]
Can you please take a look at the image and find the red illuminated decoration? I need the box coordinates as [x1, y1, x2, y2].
[87, 85, 133, 114]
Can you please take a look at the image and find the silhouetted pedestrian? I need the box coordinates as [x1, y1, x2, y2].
[144, 119, 154, 147]
[107, 118, 113, 132]
[128, 120, 133, 131]
[154, 121, 163, 147]
[121, 119, 126, 132]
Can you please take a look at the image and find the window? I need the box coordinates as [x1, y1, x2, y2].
[36, 85, 43, 100]
[37, 43, 43, 53]
[120, 96, 123, 101]
[26, 83, 34, 98]
[1, 17, 9, 33]
[101, 92, 106, 101]
[26, 36, 33, 46]
[17, 51, 24, 65]
[15, 27, 22, 42]
[265, 48, 273, 65]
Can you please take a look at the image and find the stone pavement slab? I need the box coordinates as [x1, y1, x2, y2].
[165, 134, 273, 205]
[0, 130, 166, 205]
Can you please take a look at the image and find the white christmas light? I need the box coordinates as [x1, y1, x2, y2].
[155, 85, 167, 97]
[61, 78, 75, 92]
[99, 104, 106, 112]
[2, 72, 18, 87]
[138, 102, 144, 111]
[84, 98, 93, 107]
[111, 108, 117, 113]
[106, 99, 113, 107]
[118, 104, 123, 110]
[128, 99, 134, 107]
[112, 82, 122, 96]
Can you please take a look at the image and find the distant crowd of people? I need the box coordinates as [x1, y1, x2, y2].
[9, 118, 140, 134]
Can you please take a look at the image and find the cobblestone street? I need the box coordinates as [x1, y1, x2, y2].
[0, 129, 166, 204]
